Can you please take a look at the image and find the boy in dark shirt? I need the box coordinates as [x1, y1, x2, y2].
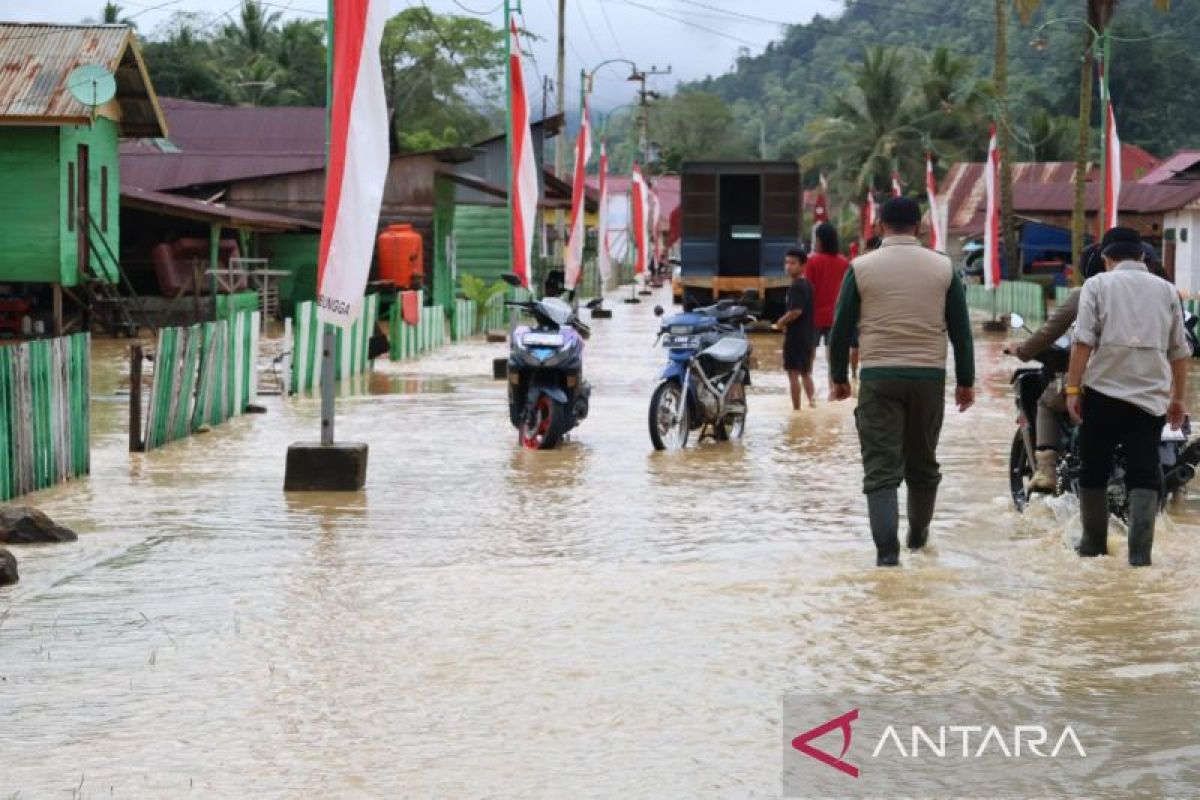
[774, 247, 816, 410]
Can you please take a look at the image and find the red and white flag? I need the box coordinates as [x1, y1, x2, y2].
[813, 173, 829, 224]
[565, 96, 592, 291]
[861, 188, 877, 244]
[597, 141, 612, 285]
[891, 172, 904, 198]
[508, 19, 539, 288]
[631, 163, 648, 275]
[316, 0, 389, 327]
[926, 154, 945, 253]
[1101, 61, 1121, 233]
[984, 124, 1002, 290]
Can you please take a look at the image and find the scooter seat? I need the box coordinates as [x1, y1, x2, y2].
[702, 336, 750, 363]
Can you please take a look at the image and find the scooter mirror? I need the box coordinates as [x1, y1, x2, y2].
[500, 272, 523, 288]
[653, 305, 665, 317]
[1009, 313, 1025, 330]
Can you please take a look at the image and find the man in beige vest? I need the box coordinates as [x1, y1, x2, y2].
[829, 197, 975, 566]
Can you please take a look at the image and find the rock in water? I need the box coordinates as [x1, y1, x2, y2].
[0, 506, 78, 544]
[0, 548, 16, 585]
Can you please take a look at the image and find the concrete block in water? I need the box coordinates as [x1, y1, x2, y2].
[493, 358, 508, 380]
[284, 442, 369, 492]
[485, 329, 508, 343]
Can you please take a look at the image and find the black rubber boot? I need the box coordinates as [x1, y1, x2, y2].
[1126, 489, 1158, 567]
[906, 485, 937, 551]
[1076, 488, 1109, 557]
[867, 488, 900, 567]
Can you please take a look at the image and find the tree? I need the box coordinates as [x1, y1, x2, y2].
[380, 7, 504, 151]
[648, 91, 754, 172]
[82, 2, 135, 26]
[142, 14, 233, 104]
[1025, 109, 1078, 160]
[995, 0, 1020, 280]
[801, 46, 989, 221]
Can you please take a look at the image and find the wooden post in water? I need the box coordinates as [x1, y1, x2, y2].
[129, 344, 144, 452]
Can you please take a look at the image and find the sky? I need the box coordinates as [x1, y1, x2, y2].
[11, 0, 847, 113]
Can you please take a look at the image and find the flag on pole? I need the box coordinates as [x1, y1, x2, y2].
[813, 173, 829, 224]
[631, 163, 648, 276]
[508, 18, 539, 288]
[984, 124, 1002, 290]
[1102, 65, 1121, 233]
[861, 188, 877, 244]
[597, 141, 612, 286]
[649, 186, 662, 265]
[565, 95, 592, 291]
[926, 154, 945, 253]
[316, 0, 389, 327]
[891, 172, 904, 198]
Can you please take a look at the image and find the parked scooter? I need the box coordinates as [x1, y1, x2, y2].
[648, 297, 754, 450]
[1007, 312, 1200, 518]
[502, 274, 601, 450]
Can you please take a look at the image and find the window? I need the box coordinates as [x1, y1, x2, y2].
[101, 166, 108, 232]
[1165, 228, 1177, 242]
[67, 162, 75, 232]
[1182, 228, 1190, 244]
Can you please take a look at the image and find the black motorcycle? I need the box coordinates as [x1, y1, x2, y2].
[502, 274, 600, 450]
[1007, 313, 1200, 517]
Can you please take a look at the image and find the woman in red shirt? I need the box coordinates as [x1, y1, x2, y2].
[806, 223, 855, 374]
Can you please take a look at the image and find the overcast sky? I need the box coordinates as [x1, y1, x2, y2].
[13, 0, 846, 112]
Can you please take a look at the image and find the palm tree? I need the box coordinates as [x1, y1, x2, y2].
[221, 1, 283, 59]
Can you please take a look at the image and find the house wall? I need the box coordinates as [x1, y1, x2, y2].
[59, 118, 121, 286]
[1165, 210, 1200, 294]
[0, 127, 61, 283]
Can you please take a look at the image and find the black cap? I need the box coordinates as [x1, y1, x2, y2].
[879, 196, 921, 228]
[1100, 226, 1143, 259]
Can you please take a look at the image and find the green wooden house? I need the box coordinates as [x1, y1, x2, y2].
[0, 23, 166, 331]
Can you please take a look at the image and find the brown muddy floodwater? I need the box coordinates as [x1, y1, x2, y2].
[4, 286, 1200, 798]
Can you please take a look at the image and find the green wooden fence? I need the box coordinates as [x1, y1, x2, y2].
[290, 294, 380, 393]
[0, 334, 89, 499]
[965, 281, 1047, 325]
[390, 290, 448, 361]
[143, 310, 259, 451]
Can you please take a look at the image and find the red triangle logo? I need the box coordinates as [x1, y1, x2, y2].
[791, 709, 859, 778]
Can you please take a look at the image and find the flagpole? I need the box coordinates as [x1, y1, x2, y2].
[321, 0, 335, 447]
[1097, 30, 1112, 237]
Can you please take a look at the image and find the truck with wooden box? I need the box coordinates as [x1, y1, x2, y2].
[676, 161, 801, 313]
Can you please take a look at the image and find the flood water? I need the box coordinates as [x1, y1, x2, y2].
[5, 286, 1200, 797]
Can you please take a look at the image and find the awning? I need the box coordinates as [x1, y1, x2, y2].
[120, 185, 320, 232]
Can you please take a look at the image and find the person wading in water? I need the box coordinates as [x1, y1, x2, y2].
[774, 248, 817, 410]
[828, 197, 975, 566]
[1066, 227, 1191, 567]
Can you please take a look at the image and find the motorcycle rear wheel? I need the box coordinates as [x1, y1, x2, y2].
[520, 395, 565, 450]
[649, 380, 689, 451]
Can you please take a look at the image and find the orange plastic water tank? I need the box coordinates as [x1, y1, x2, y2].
[378, 224, 424, 289]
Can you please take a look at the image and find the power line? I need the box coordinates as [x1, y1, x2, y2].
[450, 0, 503, 14]
[618, 0, 765, 48]
[596, 0, 627, 58]
[576, 2, 607, 57]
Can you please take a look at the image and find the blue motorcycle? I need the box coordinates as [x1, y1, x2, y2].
[649, 299, 754, 450]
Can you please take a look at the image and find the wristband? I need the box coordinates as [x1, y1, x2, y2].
[1065, 386, 1083, 397]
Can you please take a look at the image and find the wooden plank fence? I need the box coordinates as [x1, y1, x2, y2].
[0, 334, 89, 499]
[965, 281, 1047, 325]
[141, 310, 259, 451]
[290, 294, 380, 392]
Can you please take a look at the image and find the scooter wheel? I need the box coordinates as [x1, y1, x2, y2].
[520, 395, 565, 450]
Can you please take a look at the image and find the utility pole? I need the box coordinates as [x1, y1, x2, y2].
[554, 0, 566, 271]
[630, 64, 671, 166]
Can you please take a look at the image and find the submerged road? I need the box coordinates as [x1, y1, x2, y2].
[5, 284, 1200, 796]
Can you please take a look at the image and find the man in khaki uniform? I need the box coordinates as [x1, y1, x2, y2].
[829, 198, 975, 566]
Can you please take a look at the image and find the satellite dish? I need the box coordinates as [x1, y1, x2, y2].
[67, 64, 117, 108]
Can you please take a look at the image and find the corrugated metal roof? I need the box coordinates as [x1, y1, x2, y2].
[1140, 150, 1200, 185]
[1010, 181, 1200, 214]
[119, 97, 327, 190]
[120, 184, 319, 231]
[0, 23, 165, 137]
[943, 144, 1161, 236]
